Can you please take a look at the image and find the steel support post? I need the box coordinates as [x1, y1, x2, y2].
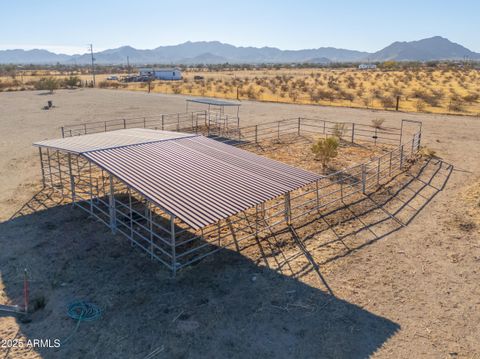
[171, 215, 176, 277]
[56, 151, 64, 196]
[67, 153, 76, 204]
[89, 162, 94, 214]
[39, 148, 46, 188]
[108, 174, 117, 234]
[46, 148, 53, 186]
[148, 203, 154, 260]
[351, 123, 355, 143]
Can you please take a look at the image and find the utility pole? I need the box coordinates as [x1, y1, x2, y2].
[89, 44, 96, 86]
[127, 56, 130, 75]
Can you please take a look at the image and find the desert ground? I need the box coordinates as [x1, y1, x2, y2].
[0, 89, 479, 358]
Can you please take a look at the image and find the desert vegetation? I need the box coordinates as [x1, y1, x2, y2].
[1, 64, 479, 116]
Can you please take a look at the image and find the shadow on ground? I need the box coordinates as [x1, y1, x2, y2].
[246, 157, 452, 280]
[0, 201, 400, 358]
[0, 157, 452, 359]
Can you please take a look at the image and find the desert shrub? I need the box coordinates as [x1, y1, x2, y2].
[371, 118, 385, 129]
[362, 97, 372, 108]
[416, 100, 426, 112]
[332, 123, 346, 139]
[172, 85, 181, 94]
[98, 81, 110, 88]
[419, 146, 437, 158]
[448, 97, 465, 112]
[246, 86, 257, 99]
[311, 136, 339, 169]
[34, 77, 59, 93]
[288, 90, 299, 102]
[0, 81, 16, 90]
[63, 76, 81, 88]
[463, 92, 479, 103]
[343, 92, 355, 102]
[380, 96, 395, 109]
[372, 88, 383, 99]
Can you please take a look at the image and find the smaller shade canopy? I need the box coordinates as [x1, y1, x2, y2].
[186, 98, 241, 107]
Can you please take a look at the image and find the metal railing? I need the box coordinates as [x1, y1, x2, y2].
[47, 115, 422, 275]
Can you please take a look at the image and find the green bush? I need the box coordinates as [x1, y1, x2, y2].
[63, 76, 81, 88]
[311, 136, 339, 170]
[34, 77, 59, 93]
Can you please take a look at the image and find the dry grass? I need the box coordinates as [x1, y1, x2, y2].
[1, 67, 480, 116]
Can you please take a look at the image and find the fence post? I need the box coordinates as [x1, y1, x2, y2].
[84, 123, 87, 135]
[161, 115, 164, 130]
[61, 127, 65, 138]
[315, 180, 320, 210]
[361, 164, 367, 194]
[340, 178, 344, 201]
[389, 151, 393, 176]
[143, 117, 146, 128]
[377, 158, 381, 185]
[284, 192, 291, 225]
[297, 117, 301, 136]
[123, 119, 126, 129]
[400, 145, 404, 169]
[351, 123, 355, 143]
[195, 117, 198, 134]
[177, 113, 180, 131]
[255, 125, 258, 144]
[277, 121, 280, 140]
[104, 121, 107, 132]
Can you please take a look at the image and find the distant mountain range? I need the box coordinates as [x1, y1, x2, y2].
[1, 36, 478, 65]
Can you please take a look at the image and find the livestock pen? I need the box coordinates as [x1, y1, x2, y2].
[34, 113, 422, 275]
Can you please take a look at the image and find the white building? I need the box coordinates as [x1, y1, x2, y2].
[139, 68, 182, 80]
[358, 63, 377, 70]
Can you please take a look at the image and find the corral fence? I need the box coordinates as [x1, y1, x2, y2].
[60, 110, 239, 138]
[47, 113, 422, 274]
[61, 110, 418, 148]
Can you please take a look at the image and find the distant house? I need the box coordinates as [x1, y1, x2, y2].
[139, 68, 182, 80]
[358, 63, 377, 70]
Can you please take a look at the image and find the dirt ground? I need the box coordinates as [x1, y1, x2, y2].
[0, 89, 479, 358]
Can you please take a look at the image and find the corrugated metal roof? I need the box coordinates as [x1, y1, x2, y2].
[186, 98, 241, 107]
[33, 128, 194, 154]
[83, 135, 321, 229]
[34, 128, 321, 229]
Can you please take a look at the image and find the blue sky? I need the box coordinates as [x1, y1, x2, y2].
[1, 0, 479, 54]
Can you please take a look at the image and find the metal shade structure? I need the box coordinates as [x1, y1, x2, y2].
[185, 98, 241, 126]
[35, 129, 321, 230]
[31, 116, 422, 276]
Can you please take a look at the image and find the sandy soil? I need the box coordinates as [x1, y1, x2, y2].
[0, 89, 479, 358]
